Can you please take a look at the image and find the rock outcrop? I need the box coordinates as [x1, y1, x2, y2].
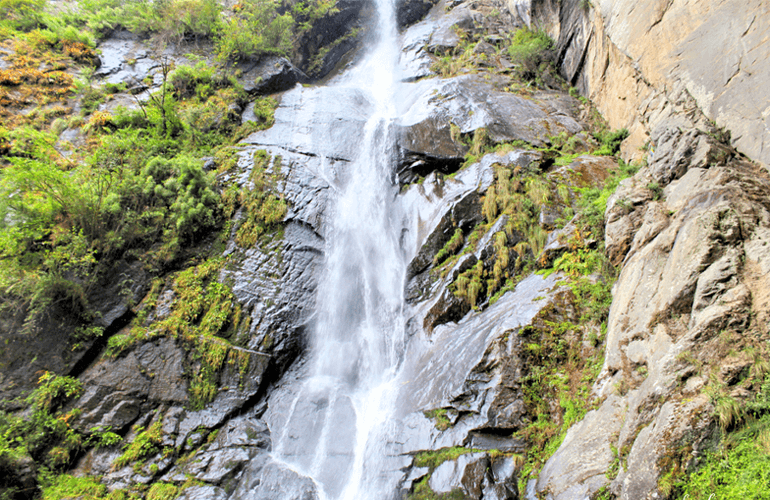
[509, 0, 770, 168]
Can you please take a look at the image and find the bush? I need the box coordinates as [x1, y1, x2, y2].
[215, 0, 294, 62]
[0, 0, 46, 31]
[77, 0, 220, 41]
[0, 373, 85, 495]
[136, 155, 220, 249]
[592, 128, 629, 156]
[507, 28, 555, 80]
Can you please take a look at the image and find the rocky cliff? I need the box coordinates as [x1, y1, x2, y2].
[1, 0, 770, 499]
[508, 0, 770, 168]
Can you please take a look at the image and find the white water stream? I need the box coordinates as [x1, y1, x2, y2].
[272, 0, 407, 498]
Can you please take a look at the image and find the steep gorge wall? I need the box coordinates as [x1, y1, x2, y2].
[503, 1, 770, 498]
[509, 0, 770, 168]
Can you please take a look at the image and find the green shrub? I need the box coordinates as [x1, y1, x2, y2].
[77, 0, 220, 40]
[113, 420, 163, 470]
[0, 373, 86, 495]
[592, 128, 629, 156]
[676, 424, 770, 499]
[215, 0, 294, 62]
[507, 28, 554, 80]
[0, 0, 46, 31]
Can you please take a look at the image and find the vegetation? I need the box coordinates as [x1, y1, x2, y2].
[230, 150, 287, 248]
[407, 447, 507, 500]
[424, 408, 453, 431]
[107, 257, 253, 410]
[660, 347, 770, 499]
[415, 104, 635, 492]
[0, 373, 85, 498]
[41, 474, 139, 500]
[0, 2, 291, 496]
[428, 25, 557, 87]
[408, 477, 465, 500]
[506, 27, 555, 81]
[0, 0, 343, 65]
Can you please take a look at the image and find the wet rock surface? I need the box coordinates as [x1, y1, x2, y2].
[236, 57, 309, 96]
[5, 0, 770, 498]
[395, 74, 582, 173]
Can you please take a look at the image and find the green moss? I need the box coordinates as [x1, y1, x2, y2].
[407, 476, 465, 500]
[433, 228, 464, 266]
[103, 258, 251, 409]
[414, 446, 476, 470]
[424, 409, 452, 431]
[147, 482, 179, 500]
[113, 419, 163, 470]
[232, 150, 288, 249]
[41, 475, 107, 500]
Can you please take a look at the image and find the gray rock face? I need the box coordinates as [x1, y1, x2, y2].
[243, 85, 372, 162]
[170, 418, 271, 486]
[429, 452, 488, 495]
[398, 272, 562, 438]
[512, 0, 770, 168]
[177, 486, 230, 500]
[237, 57, 308, 96]
[74, 337, 187, 432]
[292, 0, 367, 79]
[395, 74, 582, 173]
[536, 395, 625, 499]
[229, 453, 319, 500]
[0, 259, 149, 408]
[397, 0, 441, 28]
[536, 125, 770, 498]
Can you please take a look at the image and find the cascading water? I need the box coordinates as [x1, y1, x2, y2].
[270, 0, 407, 498]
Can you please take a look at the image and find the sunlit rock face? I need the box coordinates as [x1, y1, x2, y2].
[510, 0, 770, 169]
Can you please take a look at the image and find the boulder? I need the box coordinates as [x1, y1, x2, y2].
[236, 57, 308, 96]
[396, 75, 582, 170]
[429, 452, 488, 496]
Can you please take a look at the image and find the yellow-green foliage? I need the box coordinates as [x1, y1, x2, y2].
[491, 231, 509, 284]
[40, 474, 138, 500]
[414, 446, 475, 470]
[424, 408, 452, 431]
[105, 258, 251, 409]
[234, 150, 288, 248]
[113, 419, 163, 470]
[408, 477, 465, 500]
[453, 160, 558, 308]
[147, 482, 179, 500]
[453, 260, 485, 308]
[506, 27, 554, 81]
[433, 228, 464, 266]
[483, 185, 498, 222]
[430, 29, 479, 77]
[42, 475, 105, 500]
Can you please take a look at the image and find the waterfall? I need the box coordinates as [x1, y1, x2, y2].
[270, 0, 406, 498]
